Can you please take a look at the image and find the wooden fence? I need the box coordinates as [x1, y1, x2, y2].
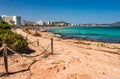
[0, 38, 54, 76]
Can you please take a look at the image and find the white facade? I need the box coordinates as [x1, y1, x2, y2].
[37, 20, 52, 26]
[4, 16, 13, 24]
[13, 16, 21, 25]
[47, 21, 52, 25]
[21, 20, 26, 26]
[0, 15, 22, 26]
[37, 20, 45, 25]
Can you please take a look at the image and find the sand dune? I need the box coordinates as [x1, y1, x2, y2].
[0, 28, 120, 79]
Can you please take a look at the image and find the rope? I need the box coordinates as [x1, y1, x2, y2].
[28, 40, 48, 50]
[19, 31, 49, 50]
[7, 43, 51, 58]
[29, 42, 37, 47]
[12, 30, 52, 57]
[0, 47, 3, 51]
[28, 41, 37, 44]
[37, 42, 46, 50]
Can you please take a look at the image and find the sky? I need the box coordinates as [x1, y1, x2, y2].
[0, 0, 120, 24]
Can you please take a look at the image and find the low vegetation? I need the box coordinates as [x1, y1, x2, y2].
[32, 32, 41, 37]
[24, 29, 31, 34]
[23, 28, 41, 37]
[97, 43, 106, 47]
[0, 21, 28, 52]
[0, 20, 11, 30]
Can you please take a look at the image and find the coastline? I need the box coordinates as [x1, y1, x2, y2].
[1, 28, 120, 79]
[45, 27, 120, 54]
[47, 26, 120, 43]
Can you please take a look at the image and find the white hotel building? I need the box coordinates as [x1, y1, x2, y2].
[0, 15, 22, 26]
[37, 20, 52, 26]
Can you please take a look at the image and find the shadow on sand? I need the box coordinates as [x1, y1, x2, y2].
[0, 60, 38, 77]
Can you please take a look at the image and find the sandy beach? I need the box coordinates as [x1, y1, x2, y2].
[0, 28, 120, 79]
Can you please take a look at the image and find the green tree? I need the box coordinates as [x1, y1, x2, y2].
[0, 20, 11, 30]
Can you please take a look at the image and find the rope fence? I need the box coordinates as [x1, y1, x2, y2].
[0, 47, 3, 51]
[19, 32, 53, 52]
[0, 38, 54, 76]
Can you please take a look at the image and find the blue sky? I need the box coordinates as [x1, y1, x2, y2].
[0, 0, 120, 24]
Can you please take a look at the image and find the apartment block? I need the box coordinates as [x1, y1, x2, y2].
[0, 15, 22, 26]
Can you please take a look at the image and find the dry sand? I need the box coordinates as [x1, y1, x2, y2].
[0, 28, 120, 79]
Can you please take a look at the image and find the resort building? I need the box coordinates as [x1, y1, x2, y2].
[47, 21, 54, 26]
[21, 20, 26, 26]
[0, 15, 22, 26]
[37, 20, 47, 26]
[47, 21, 51, 25]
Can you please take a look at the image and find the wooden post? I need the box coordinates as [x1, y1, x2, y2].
[26, 35, 28, 40]
[37, 39, 39, 47]
[51, 38, 53, 54]
[3, 44, 8, 74]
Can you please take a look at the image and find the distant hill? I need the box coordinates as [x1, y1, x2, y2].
[110, 22, 120, 26]
[51, 21, 70, 26]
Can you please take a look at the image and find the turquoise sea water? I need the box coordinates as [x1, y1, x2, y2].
[48, 27, 120, 43]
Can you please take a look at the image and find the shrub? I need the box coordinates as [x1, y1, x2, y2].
[0, 20, 28, 52]
[0, 30, 28, 52]
[24, 29, 31, 34]
[97, 43, 106, 47]
[33, 32, 41, 37]
[0, 20, 11, 30]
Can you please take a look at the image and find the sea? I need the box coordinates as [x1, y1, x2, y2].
[48, 26, 120, 43]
